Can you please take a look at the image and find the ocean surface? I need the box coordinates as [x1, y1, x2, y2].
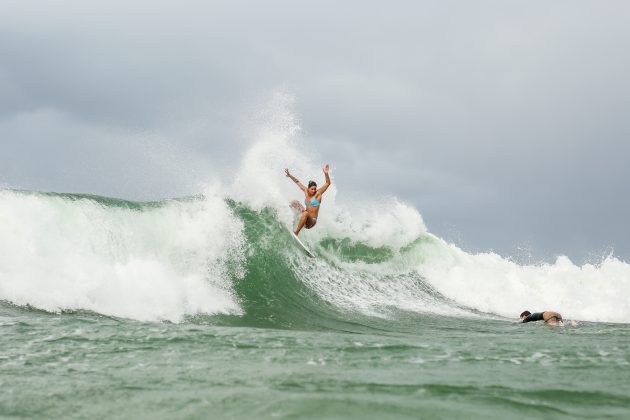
[1, 180, 629, 418]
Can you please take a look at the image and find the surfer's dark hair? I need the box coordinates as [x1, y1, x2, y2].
[520, 310, 531, 318]
[308, 181, 317, 188]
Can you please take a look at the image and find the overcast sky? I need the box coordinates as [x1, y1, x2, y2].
[2, 0, 629, 263]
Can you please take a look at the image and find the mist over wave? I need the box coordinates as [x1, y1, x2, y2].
[1, 94, 628, 324]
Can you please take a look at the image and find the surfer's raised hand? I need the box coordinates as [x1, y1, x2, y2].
[286, 169, 307, 192]
[317, 164, 332, 196]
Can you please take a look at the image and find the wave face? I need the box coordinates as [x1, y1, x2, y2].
[1, 97, 629, 325]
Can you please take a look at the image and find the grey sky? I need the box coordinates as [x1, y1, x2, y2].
[1, 0, 629, 262]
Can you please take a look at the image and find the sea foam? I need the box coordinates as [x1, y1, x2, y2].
[0, 190, 244, 321]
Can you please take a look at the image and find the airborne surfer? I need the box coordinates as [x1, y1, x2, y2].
[285, 164, 331, 236]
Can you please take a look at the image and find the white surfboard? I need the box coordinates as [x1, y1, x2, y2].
[288, 228, 315, 258]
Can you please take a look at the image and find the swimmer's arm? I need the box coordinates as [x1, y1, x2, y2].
[285, 168, 307, 192]
[317, 164, 331, 195]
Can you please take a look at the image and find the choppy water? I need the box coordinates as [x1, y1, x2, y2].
[2, 304, 629, 419]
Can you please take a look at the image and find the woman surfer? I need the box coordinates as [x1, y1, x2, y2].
[285, 164, 331, 236]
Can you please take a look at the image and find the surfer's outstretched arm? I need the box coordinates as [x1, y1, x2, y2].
[316, 164, 331, 195]
[285, 168, 306, 192]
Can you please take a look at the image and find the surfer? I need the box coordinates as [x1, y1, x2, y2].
[285, 164, 331, 236]
[520, 310, 564, 326]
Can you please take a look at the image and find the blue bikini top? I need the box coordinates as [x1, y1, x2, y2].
[305, 196, 320, 207]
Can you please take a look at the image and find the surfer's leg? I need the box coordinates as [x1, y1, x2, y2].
[294, 212, 309, 235]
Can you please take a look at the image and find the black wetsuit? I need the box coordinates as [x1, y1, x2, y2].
[522, 312, 563, 323]
[521, 312, 545, 323]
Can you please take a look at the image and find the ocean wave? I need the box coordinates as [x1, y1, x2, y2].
[1, 189, 628, 325]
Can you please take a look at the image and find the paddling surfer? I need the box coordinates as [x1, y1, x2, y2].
[285, 164, 331, 236]
[520, 310, 564, 326]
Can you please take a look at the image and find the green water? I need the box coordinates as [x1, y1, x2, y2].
[2, 304, 629, 419]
